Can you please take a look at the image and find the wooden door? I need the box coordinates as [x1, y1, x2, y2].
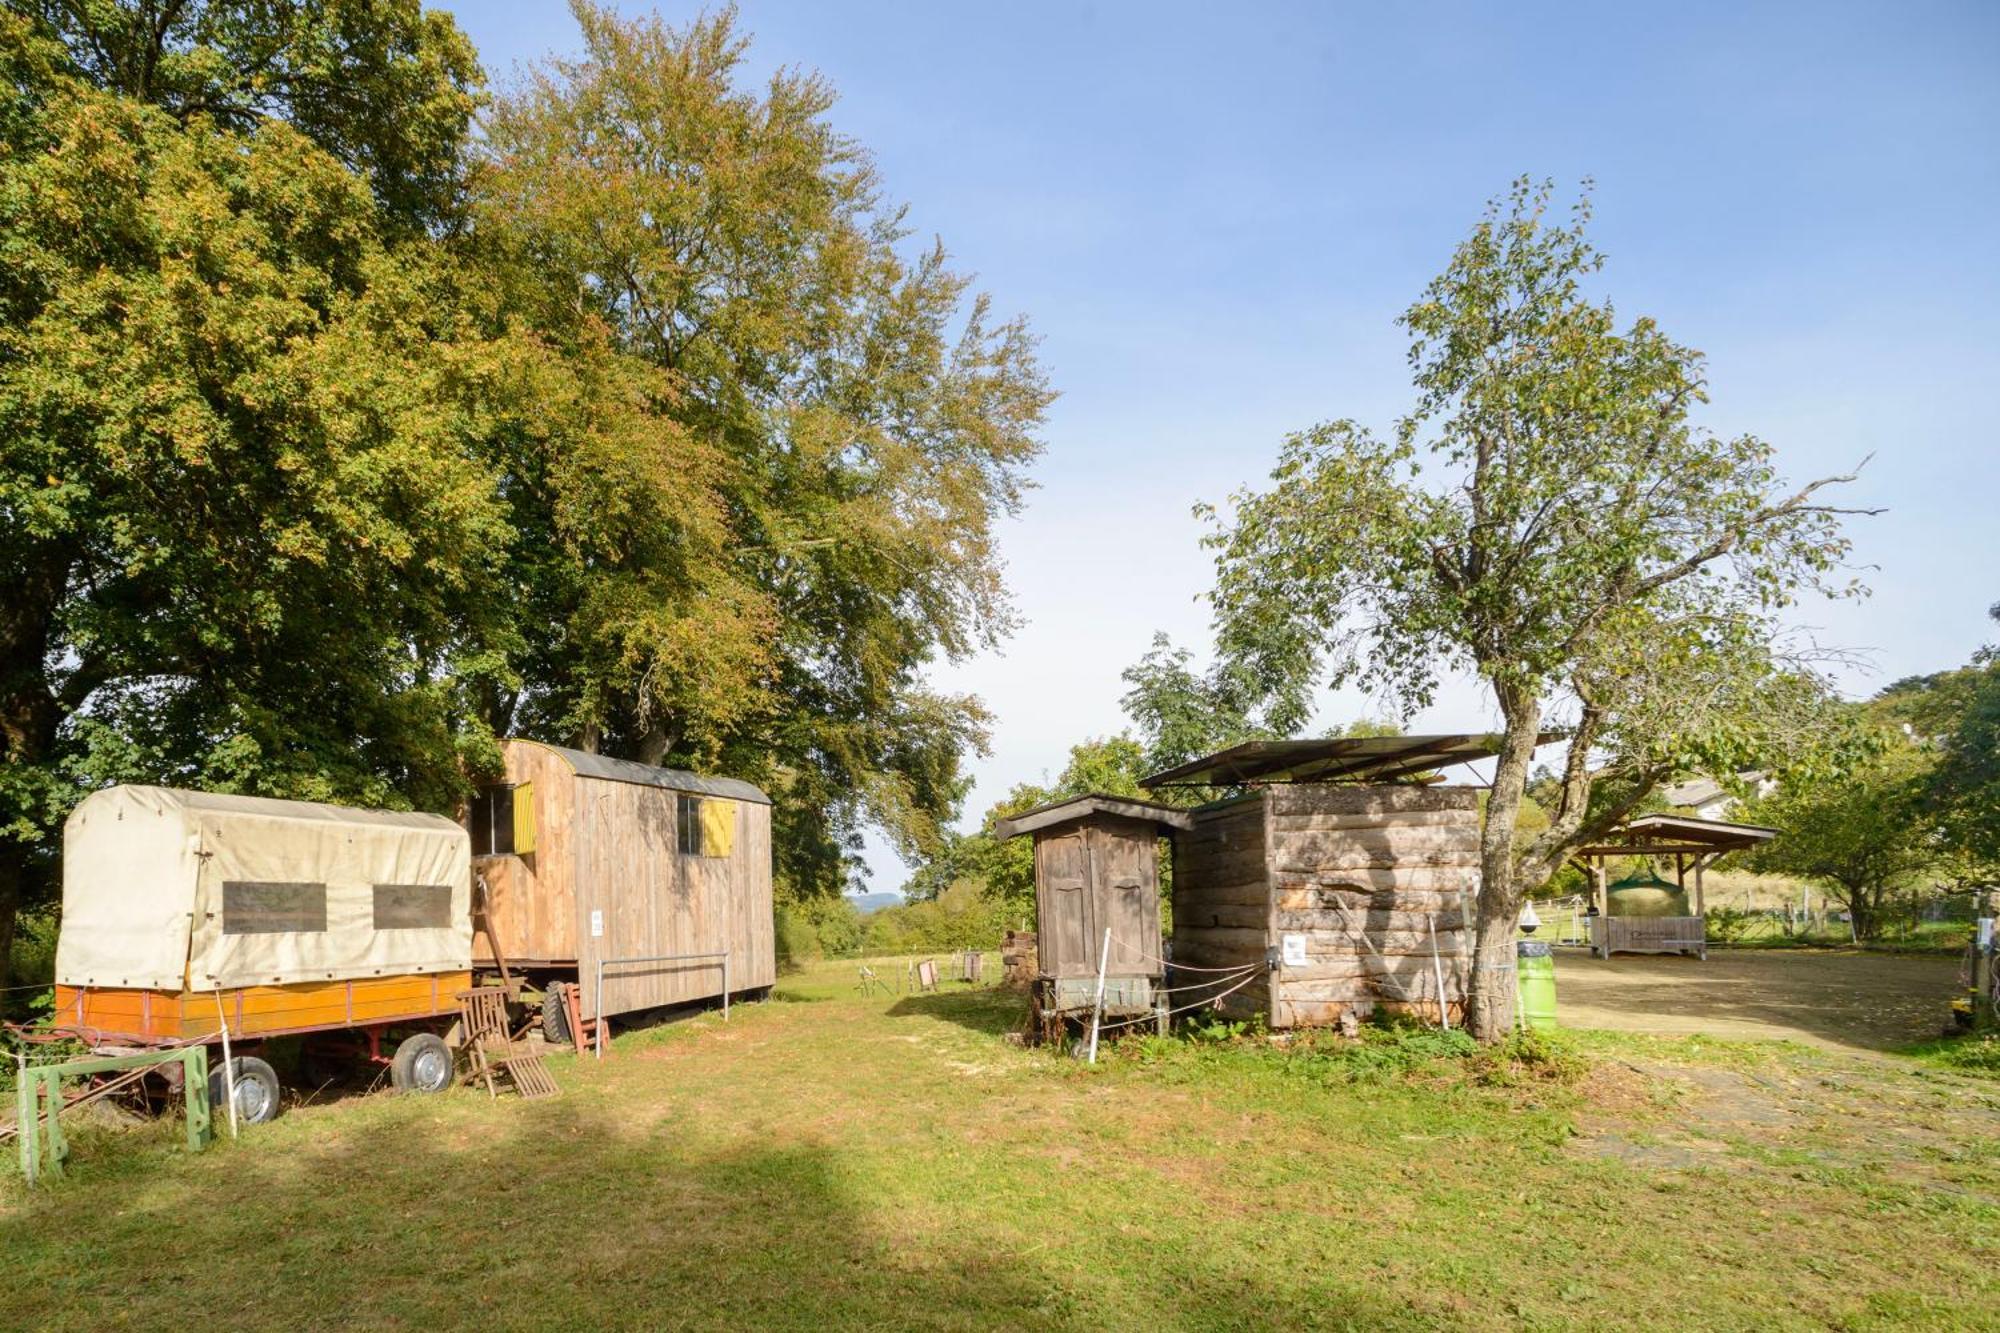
[1091, 824, 1159, 975]
[1034, 832, 1093, 978]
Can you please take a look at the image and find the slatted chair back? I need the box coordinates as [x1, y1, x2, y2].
[456, 986, 560, 1100]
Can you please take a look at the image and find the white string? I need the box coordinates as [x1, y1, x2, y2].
[1091, 967, 1264, 1033]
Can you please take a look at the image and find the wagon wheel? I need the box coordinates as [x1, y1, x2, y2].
[542, 984, 572, 1047]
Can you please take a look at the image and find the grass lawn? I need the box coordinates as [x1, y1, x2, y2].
[5, 958, 1999, 1330]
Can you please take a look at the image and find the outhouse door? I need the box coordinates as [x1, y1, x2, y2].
[1034, 830, 1093, 978]
[1033, 820, 1161, 979]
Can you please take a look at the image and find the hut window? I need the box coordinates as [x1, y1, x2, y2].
[471, 784, 515, 856]
[676, 793, 704, 855]
[222, 881, 327, 935]
[675, 794, 736, 857]
[373, 883, 453, 930]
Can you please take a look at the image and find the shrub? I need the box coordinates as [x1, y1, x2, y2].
[1468, 1027, 1588, 1087]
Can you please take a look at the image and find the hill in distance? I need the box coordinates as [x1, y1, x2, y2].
[847, 892, 904, 915]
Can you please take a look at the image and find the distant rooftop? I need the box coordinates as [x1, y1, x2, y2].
[1140, 732, 1561, 789]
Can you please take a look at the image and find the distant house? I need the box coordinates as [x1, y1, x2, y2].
[1661, 772, 1775, 822]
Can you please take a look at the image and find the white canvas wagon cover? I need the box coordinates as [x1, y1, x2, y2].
[56, 785, 472, 991]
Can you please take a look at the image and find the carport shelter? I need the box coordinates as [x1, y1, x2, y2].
[1573, 814, 1777, 959]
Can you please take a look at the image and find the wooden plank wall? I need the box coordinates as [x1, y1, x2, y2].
[1170, 795, 1274, 1021]
[1265, 785, 1480, 1028]
[575, 782, 776, 1019]
[474, 741, 578, 966]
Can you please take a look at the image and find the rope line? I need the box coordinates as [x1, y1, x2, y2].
[1091, 968, 1264, 1033]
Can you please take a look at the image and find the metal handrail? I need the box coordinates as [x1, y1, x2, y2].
[592, 950, 731, 1060]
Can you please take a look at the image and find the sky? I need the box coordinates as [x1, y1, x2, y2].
[444, 1, 2000, 896]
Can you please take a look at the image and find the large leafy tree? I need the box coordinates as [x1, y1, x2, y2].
[1911, 608, 2000, 871]
[1201, 180, 1867, 1038]
[0, 7, 506, 985]
[1745, 719, 1951, 940]
[19, 0, 481, 229]
[475, 4, 1051, 897]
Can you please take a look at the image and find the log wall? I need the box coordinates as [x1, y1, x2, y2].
[1266, 785, 1479, 1028]
[1167, 784, 1482, 1030]
[1171, 795, 1273, 1022]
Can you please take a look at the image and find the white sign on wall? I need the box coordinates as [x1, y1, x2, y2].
[590, 909, 604, 938]
[1280, 933, 1309, 967]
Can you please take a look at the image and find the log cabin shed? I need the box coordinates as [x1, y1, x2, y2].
[467, 740, 775, 1023]
[1145, 734, 1543, 1031]
[994, 795, 1193, 1028]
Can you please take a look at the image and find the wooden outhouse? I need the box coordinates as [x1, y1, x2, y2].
[1146, 736, 1518, 1030]
[467, 740, 775, 1023]
[994, 794, 1193, 1032]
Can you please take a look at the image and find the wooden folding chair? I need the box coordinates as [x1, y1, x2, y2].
[457, 987, 560, 1099]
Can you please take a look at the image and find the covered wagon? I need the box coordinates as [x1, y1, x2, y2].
[466, 740, 776, 1042]
[53, 785, 473, 1122]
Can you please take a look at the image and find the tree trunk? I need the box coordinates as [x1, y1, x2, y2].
[0, 845, 22, 994]
[1466, 688, 1544, 1042]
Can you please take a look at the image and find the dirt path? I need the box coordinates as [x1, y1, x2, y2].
[1552, 947, 1959, 1052]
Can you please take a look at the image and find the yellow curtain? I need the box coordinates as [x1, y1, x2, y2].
[699, 798, 736, 858]
[512, 780, 537, 855]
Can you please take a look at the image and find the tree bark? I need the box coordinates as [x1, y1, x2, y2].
[0, 847, 19, 994]
[1466, 687, 1543, 1042]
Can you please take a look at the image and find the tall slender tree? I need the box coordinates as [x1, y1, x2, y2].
[475, 3, 1051, 896]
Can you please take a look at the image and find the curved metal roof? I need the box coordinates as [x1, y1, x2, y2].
[514, 740, 771, 805]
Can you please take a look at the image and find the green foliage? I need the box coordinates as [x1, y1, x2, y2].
[1744, 719, 1953, 940]
[1919, 1033, 2000, 1076]
[858, 880, 1002, 954]
[1118, 632, 1310, 773]
[1892, 607, 2000, 869]
[476, 3, 1051, 896]
[775, 894, 867, 967]
[21, 0, 483, 230]
[0, 10, 517, 976]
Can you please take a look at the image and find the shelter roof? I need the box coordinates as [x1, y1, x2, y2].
[994, 793, 1196, 841]
[1574, 813, 1778, 858]
[515, 740, 771, 805]
[1141, 732, 1559, 789]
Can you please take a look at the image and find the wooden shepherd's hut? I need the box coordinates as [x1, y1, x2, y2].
[1146, 735, 1532, 1031]
[467, 740, 775, 1026]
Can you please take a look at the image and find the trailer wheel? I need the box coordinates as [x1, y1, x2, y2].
[210, 1055, 283, 1125]
[542, 985, 572, 1047]
[390, 1033, 454, 1095]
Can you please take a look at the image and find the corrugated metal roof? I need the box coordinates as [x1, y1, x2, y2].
[517, 741, 771, 805]
[1141, 732, 1561, 788]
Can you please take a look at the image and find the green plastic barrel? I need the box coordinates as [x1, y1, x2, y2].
[1516, 939, 1557, 1032]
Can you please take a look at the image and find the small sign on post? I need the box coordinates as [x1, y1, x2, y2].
[1280, 933, 1309, 968]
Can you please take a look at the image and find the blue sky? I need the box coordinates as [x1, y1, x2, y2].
[446, 1, 2000, 894]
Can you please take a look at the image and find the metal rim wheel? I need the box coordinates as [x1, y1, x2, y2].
[542, 984, 572, 1047]
[210, 1055, 282, 1125]
[390, 1032, 454, 1095]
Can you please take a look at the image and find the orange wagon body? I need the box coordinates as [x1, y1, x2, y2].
[54, 972, 472, 1044]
